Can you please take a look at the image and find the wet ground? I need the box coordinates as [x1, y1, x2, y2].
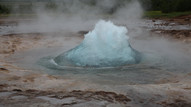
[0, 15, 191, 107]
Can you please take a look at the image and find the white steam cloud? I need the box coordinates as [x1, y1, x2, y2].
[11, 0, 143, 33]
[6, 0, 191, 71]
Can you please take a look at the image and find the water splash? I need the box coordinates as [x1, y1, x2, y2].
[53, 20, 141, 67]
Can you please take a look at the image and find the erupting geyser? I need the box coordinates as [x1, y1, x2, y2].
[53, 20, 141, 67]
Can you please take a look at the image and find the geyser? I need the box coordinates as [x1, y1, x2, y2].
[53, 20, 141, 67]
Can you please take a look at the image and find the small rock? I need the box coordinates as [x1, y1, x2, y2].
[0, 67, 8, 71]
[12, 89, 22, 92]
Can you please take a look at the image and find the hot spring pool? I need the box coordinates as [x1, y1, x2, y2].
[8, 20, 191, 86]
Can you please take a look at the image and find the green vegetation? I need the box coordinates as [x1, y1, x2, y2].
[142, 0, 191, 13]
[144, 11, 191, 18]
[0, 4, 10, 14]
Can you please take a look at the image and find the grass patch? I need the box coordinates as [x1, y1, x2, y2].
[144, 11, 191, 18]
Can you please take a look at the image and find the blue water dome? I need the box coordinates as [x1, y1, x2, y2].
[54, 20, 141, 67]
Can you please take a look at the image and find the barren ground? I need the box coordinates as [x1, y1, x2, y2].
[0, 15, 191, 107]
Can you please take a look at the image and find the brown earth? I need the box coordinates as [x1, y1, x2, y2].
[0, 16, 191, 107]
[153, 14, 191, 25]
[151, 30, 191, 42]
[150, 15, 191, 43]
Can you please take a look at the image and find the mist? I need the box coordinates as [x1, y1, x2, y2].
[9, 0, 141, 33]
[5, 0, 191, 72]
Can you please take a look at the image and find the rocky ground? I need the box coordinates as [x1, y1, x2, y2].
[0, 15, 191, 107]
[150, 15, 191, 43]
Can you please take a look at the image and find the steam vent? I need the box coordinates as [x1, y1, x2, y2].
[54, 20, 141, 67]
